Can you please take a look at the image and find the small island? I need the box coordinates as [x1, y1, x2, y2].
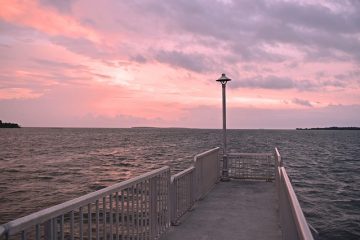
[296, 127, 360, 130]
[0, 120, 21, 128]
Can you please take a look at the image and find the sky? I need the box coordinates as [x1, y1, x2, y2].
[0, 0, 359, 129]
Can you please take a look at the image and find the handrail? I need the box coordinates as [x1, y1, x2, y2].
[280, 167, 314, 240]
[171, 166, 195, 181]
[2, 166, 170, 237]
[170, 166, 196, 224]
[195, 147, 220, 158]
[194, 147, 220, 200]
[275, 147, 282, 166]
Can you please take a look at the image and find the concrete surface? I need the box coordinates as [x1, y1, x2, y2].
[163, 180, 282, 240]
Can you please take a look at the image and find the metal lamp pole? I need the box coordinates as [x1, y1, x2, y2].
[216, 73, 231, 181]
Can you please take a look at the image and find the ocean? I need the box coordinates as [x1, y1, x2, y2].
[0, 128, 359, 239]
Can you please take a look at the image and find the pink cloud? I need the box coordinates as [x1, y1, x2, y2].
[0, 0, 359, 128]
[0, 0, 99, 42]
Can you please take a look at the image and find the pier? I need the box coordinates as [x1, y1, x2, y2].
[0, 147, 315, 240]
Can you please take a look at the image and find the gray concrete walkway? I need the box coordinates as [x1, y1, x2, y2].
[163, 180, 282, 240]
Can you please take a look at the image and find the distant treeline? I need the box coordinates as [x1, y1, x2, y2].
[0, 120, 20, 128]
[296, 127, 360, 130]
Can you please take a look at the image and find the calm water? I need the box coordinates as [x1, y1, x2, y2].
[0, 128, 359, 239]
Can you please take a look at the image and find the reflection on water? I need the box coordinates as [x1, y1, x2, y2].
[0, 128, 359, 239]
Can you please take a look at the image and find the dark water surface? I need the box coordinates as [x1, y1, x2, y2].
[0, 128, 359, 239]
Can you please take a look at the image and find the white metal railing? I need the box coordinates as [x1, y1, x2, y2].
[170, 167, 196, 225]
[1, 147, 315, 240]
[275, 148, 314, 240]
[170, 147, 220, 224]
[194, 147, 221, 200]
[227, 152, 274, 180]
[1, 167, 171, 240]
[0, 148, 221, 240]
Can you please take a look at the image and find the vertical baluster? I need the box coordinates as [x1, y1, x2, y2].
[149, 179, 153, 240]
[53, 218, 57, 240]
[137, 183, 140, 238]
[35, 224, 40, 240]
[116, 192, 119, 240]
[153, 177, 158, 238]
[96, 200, 100, 240]
[79, 207, 83, 240]
[187, 173, 190, 209]
[179, 178, 181, 217]
[44, 219, 52, 240]
[103, 197, 106, 240]
[126, 188, 130, 240]
[165, 172, 168, 227]
[147, 180, 151, 240]
[184, 174, 187, 212]
[167, 171, 170, 227]
[134, 184, 137, 238]
[174, 179, 178, 220]
[21, 230, 26, 240]
[60, 215, 64, 240]
[156, 176, 160, 236]
[110, 194, 113, 240]
[146, 179, 151, 239]
[53, 218, 58, 239]
[70, 211, 74, 240]
[160, 174, 163, 232]
[188, 172, 191, 207]
[121, 190, 125, 240]
[183, 175, 186, 213]
[138, 183, 141, 240]
[162, 174, 165, 231]
[88, 203, 92, 240]
[141, 182, 144, 238]
[131, 186, 135, 239]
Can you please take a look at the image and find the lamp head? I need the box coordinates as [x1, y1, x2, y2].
[216, 73, 231, 85]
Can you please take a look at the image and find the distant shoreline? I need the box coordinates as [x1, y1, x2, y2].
[296, 127, 360, 130]
[0, 120, 20, 128]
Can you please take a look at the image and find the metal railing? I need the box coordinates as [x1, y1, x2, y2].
[1, 147, 315, 240]
[1, 148, 221, 240]
[275, 148, 314, 240]
[228, 152, 274, 180]
[170, 147, 221, 225]
[194, 147, 221, 200]
[170, 167, 196, 225]
[1, 167, 171, 240]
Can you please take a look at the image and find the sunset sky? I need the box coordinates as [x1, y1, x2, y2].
[0, 0, 359, 128]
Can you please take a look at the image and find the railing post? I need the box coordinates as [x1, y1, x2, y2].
[170, 178, 176, 225]
[44, 219, 52, 240]
[190, 170, 195, 205]
[149, 176, 157, 239]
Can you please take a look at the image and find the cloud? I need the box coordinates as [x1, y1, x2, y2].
[0, 1, 99, 41]
[155, 50, 210, 72]
[39, 0, 76, 13]
[131, 55, 147, 64]
[32, 58, 84, 69]
[232, 75, 299, 90]
[142, 0, 360, 63]
[50, 36, 108, 60]
[291, 98, 313, 107]
[231, 74, 349, 91]
[0, 0, 359, 127]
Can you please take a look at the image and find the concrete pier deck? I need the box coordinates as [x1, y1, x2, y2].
[164, 180, 282, 240]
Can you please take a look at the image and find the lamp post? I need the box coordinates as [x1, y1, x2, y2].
[216, 73, 231, 181]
